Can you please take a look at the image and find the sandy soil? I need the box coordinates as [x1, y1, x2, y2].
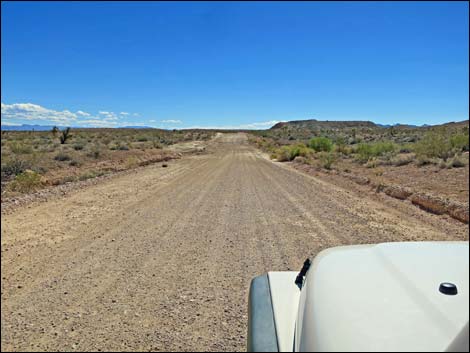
[1, 133, 468, 352]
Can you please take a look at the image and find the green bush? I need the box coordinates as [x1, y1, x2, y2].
[334, 136, 350, 154]
[275, 144, 311, 162]
[355, 143, 374, 163]
[8, 170, 42, 193]
[318, 152, 337, 170]
[414, 131, 453, 161]
[10, 142, 33, 154]
[450, 133, 469, 152]
[355, 142, 397, 163]
[309, 137, 333, 152]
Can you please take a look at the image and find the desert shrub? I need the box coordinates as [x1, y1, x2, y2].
[355, 142, 397, 163]
[73, 143, 85, 151]
[1, 158, 32, 178]
[152, 140, 163, 149]
[416, 156, 437, 166]
[450, 133, 469, 152]
[365, 158, 379, 168]
[137, 135, 148, 142]
[399, 143, 414, 153]
[8, 170, 42, 192]
[372, 142, 397, 156]
[334, 137, 350, 154]
[69, 159, 81, 167]
[309, 137, 333, 152]
[111, 143, 130, 151]
[87, 145, 102, 159]
[275, 146, 294, 162]
[355, 143, 374, 163]
[125, 156, 139, 168]
[275, 144, 311, 162]
[10, 142, 33, 154]
[318, 152, 336, 170]
[391, 155, 414, 166]
[54, 153, 72, 161]
[374, 168, 384, 176]
[78, 170, 105, 181]
[414, 130, 453, 161]
[447, 155, 466, 168]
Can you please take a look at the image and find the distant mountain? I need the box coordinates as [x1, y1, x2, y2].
[0, 124, 63, 131]
[269, 119, 468, 130]
[270, 119, 377, 130]
[0, 124, 155, 131]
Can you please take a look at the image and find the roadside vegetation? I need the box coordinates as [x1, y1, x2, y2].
[250, 121, 469, 171]
[249, 120, 469, 205]
[1, 127, 215, 196]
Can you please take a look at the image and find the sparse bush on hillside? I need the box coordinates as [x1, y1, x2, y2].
[73, 143, 85, 151]
[355, 142, 397, 163]
[391, 154, 414, 166]
[10, 142, 33, 154]
[309, 137, 333, 152]
[318, 151, 337, 170]
[54, 153, 72, 161]
[414, 130, 453, 162]
[8, 170, 42, 193]
[87, 145, 102, 159]
[1, 158, 32, 178]
[334, 136, 350, 154]
[274, 144, 311, 162]
[69, 159, 81, 167]
[448, 155, 466, 168]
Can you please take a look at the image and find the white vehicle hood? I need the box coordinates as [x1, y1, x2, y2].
[296, 241, 469, 352]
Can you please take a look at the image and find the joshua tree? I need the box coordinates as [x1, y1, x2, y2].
[51, 126, 59, 137]
[60, 127, 71, 144]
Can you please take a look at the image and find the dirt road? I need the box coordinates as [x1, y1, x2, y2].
[1, 133, 468, 352]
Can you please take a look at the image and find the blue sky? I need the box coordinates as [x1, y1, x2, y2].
[1, 1, 469, 129]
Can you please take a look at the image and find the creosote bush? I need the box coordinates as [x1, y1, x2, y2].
[309, 137, 333, 152]
[8, 170, 42, 192]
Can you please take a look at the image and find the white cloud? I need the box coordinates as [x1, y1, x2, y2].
[120, 112, 129, 116]
[1, 121, 21, 126]
[98, 111, 119, 120]
[1, 103, 78, 124]
[76, 110, 91, 117]
[161, 119, 182, 124]
[133, 113, 140, 117]
[2, 102, 124, 127]
[149, 119, 156, 123]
